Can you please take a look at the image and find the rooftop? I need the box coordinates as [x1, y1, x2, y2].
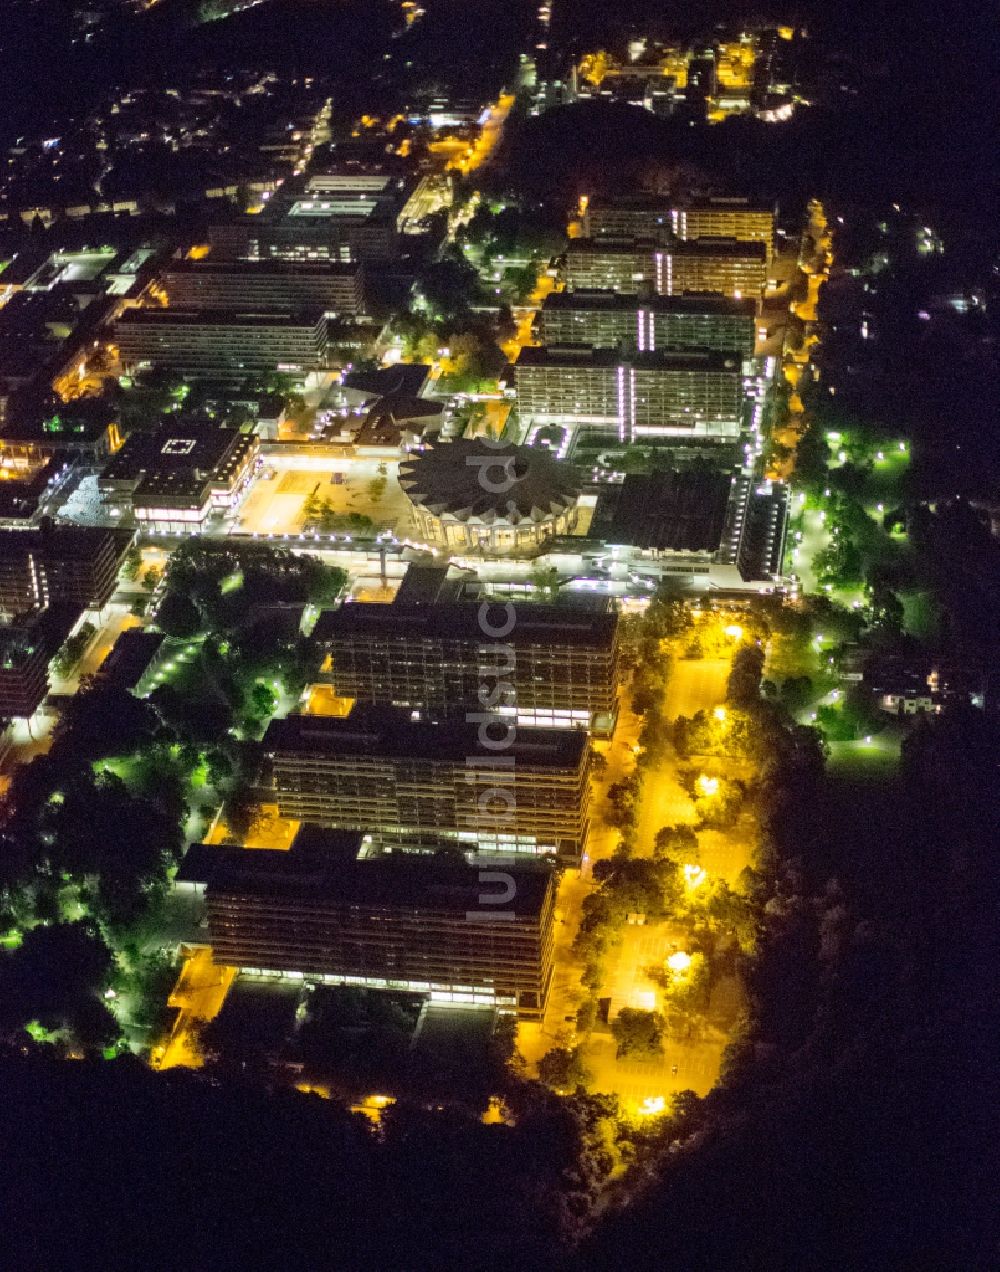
[0, 522, 122, 563]
[96, 629, 165, 690]
[102, 423, 253, 486]
[263, 707, 589, 769]
[181, 835, 553, 916]
[539, 290, 757, 317]
[342, 363, 431, 399]
[314, 599, 618, 650]
[117, 308, 326, 329]
[399, 438, 580, 526]
[516, 344, 741, 372]
[594, 469, 735, 552]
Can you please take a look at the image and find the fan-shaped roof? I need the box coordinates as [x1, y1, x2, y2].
[399, 439, 579, 527]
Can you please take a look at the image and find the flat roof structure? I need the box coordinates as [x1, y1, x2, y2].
[180, 839, 552, 917]
[102, 423, 252, 486]
[596, 469, 734, 552]
[116, 307, 326, 329]
[514, 345, 741, 373]
[399, 438, 580, 527]
[538, 290, 758, 318]
[262, 709, 588, 770]
[314, 600, 618, 650]
[96, 629, 165, 691]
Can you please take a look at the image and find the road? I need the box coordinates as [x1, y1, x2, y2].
[153, 945, 236, 1070]
[50, 604, 143, 695]
[633, 658, 730, 857]
[520, 651, 747, 1110]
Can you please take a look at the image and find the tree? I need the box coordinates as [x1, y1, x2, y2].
[155, 591, 201, 638]
[40, 772, 184, 931]
[51, 622, 97, 678]
[538, 1046, 590, 1092]
[611, 1008, 664, 1059]
[726, 644, 765, 706]
[605, 775, 640, 830]
[120, 545, 142, 582]
[0, 921, 116, 1051]
[653, 824, 699, 863]
[691, 775, 745, 830]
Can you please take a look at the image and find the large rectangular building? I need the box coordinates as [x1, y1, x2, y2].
[584, 195, 774, 258]
[0, 524, 128, 618]
[588, 469, 790, 588]
[208, 172, 413, 264]
[99, 422, 259, 533]
[514, 344, 744, 440]
[314, 600, 621, 735]
[161, 260, 366, 316]
[535, 290, 757, 356]
[114, 309, 330, 377]
[0, 605, 79, 717]
[183, 836, 556, 1017]
[262, 709, 591, 861]
[565, 238, 767, 299]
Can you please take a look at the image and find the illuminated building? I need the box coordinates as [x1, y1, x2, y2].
[589, 469, 789, 586]
[99, 422, 259, 533]
[565, 237, 767, 298]
[114, 309, 330, 377]
[161, 260, 366, 316]
[535, 291, 757, 356]
[583, 195, 774, 257]
[0, 605, 81, 717]
[208, 172, 415, 264]
[179, 832, 556, 1017]
[315, 597, 620, 735]
[398, 438, 580, 553]
[0, 523, 129, 618]
[514, 345, 744, 440]
[262, 708, 591, 860]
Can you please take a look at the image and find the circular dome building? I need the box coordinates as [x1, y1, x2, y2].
[399, 438, 580, 554]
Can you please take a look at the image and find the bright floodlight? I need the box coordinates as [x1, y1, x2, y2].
[696, 775, 719, 797]
[667, 951, 692, 973]
[683, 864, 707, 890]
[724, 624, 743, 640]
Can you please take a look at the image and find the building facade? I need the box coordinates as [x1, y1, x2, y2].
[114, 309, 330, 376]
[398, 438, 581, 554]
[583, 196, 774, 259]
[315, 600, 620, 734]
[565, 238, 767, 299]
[99, 424, 259, 533]
[192, 844, 556, 1018]
[0, 524, 127, 618]
[514, 345, 744, 440]
[208, 173, 414, 265]
[262, 710, 591, 860]
[162, 260, 366, 316]
[535, 291, 758, 356]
